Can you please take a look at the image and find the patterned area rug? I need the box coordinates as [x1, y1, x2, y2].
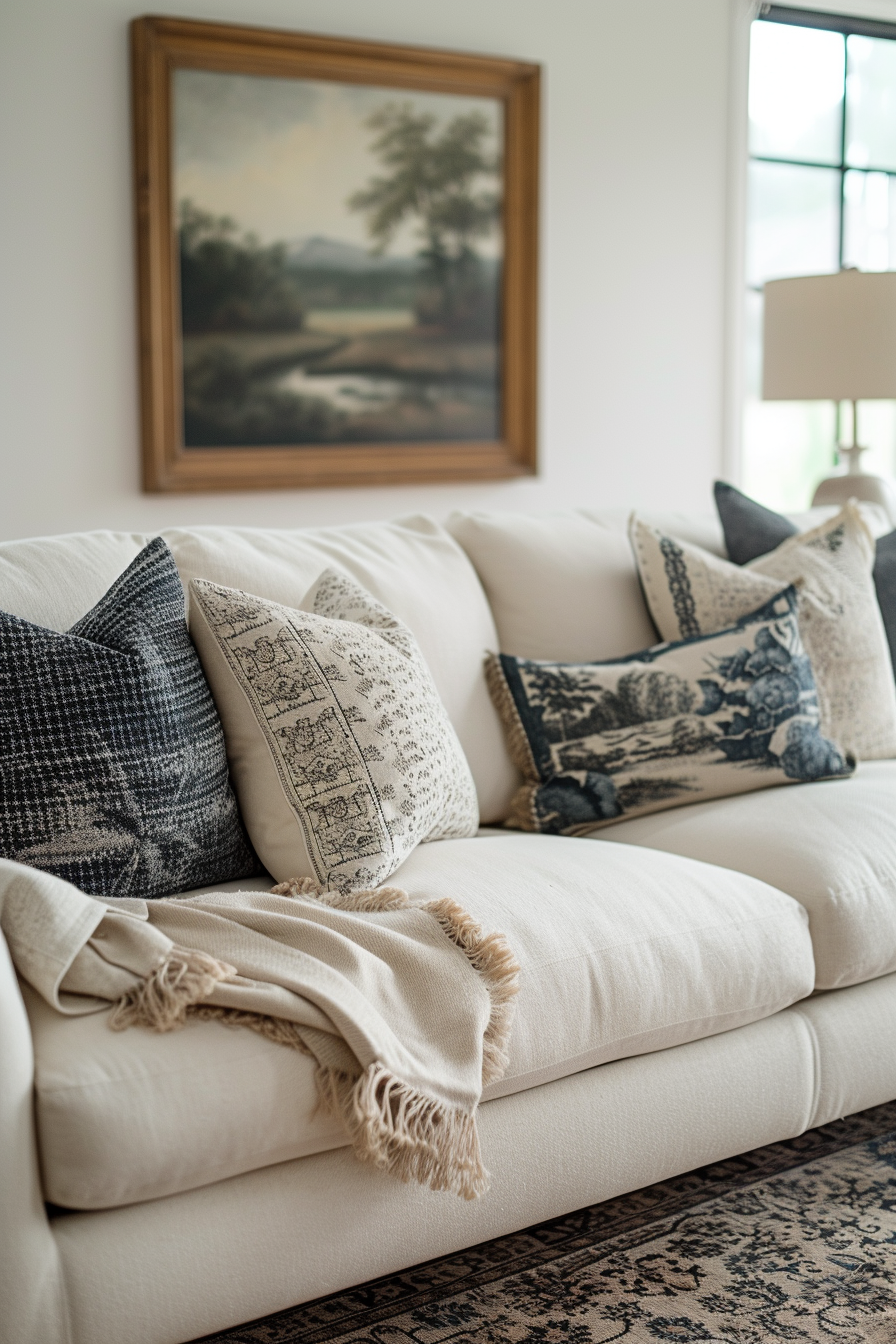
[196, 1101, 896, 1343]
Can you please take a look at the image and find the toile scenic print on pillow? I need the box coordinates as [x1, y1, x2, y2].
[630, 503, 896, 762]
[486, 588, 854, 835]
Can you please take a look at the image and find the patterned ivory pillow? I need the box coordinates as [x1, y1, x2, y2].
[0, 538, 259, 899]
[188, 569, 479, 890]
[629, 502, 896, 762]
[714, 480, 896, 689]
[486, 587, 854, 835]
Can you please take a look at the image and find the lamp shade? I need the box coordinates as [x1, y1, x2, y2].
[762, 269, 896, 401]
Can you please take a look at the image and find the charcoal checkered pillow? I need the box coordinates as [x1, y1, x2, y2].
[0, 537, 259, 899]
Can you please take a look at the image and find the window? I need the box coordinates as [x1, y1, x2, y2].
[744, 5, 896, 509]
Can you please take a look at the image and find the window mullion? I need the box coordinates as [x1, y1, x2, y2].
[839, 34, 848, 270]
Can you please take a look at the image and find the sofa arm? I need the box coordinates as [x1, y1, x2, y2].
[0, 928, 71, 1344]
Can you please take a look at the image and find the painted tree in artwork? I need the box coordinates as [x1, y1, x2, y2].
[178, 201, 305, 333]
[348, 103, 501, 335]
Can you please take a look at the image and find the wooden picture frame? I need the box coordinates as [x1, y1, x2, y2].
[131, 15, 539, 493]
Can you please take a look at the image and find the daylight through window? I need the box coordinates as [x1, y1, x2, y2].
[744, 5, 896, 508]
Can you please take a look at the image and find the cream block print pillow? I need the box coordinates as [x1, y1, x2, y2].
[629, 503, 896, 761]
[189, 569, 478, 890]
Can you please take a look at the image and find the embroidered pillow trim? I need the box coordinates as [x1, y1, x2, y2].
[190, 570, 479, 891]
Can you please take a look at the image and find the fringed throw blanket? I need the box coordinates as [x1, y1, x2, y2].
[0, 859, 519, 1199]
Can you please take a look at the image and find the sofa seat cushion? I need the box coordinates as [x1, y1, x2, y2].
[600, 762, 896, 990]
[393, 833, 814, 1099]
[27, 979, 348, 1213]
[27, 837, 813, 1211]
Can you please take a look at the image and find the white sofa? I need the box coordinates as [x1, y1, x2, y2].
[4, 507, 896, 1344]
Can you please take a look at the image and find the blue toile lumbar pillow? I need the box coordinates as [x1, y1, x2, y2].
[0, 537, 259, 899]
[486, 586, 854, 836]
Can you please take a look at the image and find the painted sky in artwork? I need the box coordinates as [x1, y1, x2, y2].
[173, 69, 503, 256]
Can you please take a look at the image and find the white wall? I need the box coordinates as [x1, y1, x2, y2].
[0, 0, 732, 541]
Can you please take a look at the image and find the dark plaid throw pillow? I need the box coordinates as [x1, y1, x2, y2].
[0, 537, 259, 899]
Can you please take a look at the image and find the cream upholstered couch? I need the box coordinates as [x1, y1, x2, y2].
[5, 508, 896, 1344]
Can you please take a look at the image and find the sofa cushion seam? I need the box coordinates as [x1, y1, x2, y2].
[783, 1003, 822, 1132]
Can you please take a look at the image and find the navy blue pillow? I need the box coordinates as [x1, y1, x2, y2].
[713, 481, 797, 564]
[714, 481, 896, 680]
[0, 538, 259, 899]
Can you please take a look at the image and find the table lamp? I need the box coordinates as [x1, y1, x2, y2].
[762, 267, 896, 522]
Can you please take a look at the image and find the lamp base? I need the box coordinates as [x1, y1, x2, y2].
[811, 471, 896, 526]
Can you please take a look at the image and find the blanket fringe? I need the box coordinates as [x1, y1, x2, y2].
[310, 885, 409, 912]
[189, 1004, 313, 1052]
[109, 880, 518, 1199]
[271, 876, 327, 898]
[178, 1011, 494, 1199]
[109, 947, 235, 1034]
[317, 1060, 489, 1201]
[272, 876, 409, 912]
[421, 897, 520, 1086]
[272, 878, 520, 1086]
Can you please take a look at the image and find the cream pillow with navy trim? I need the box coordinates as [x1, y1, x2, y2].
[629, 502, 896, 762]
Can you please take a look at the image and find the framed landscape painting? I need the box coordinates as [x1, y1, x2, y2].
[131, 16, 539, 492]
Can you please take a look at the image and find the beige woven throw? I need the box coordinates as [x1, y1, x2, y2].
[0, 858, 519, 1199]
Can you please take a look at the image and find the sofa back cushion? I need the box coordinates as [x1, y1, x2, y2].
[163, 516, 518, 824]
[448, 511, 656, 663]
[447, 510, 725, 666]
[0, 531, 150, 631]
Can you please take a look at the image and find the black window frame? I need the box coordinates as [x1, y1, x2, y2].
[754, 4, 896, 269]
